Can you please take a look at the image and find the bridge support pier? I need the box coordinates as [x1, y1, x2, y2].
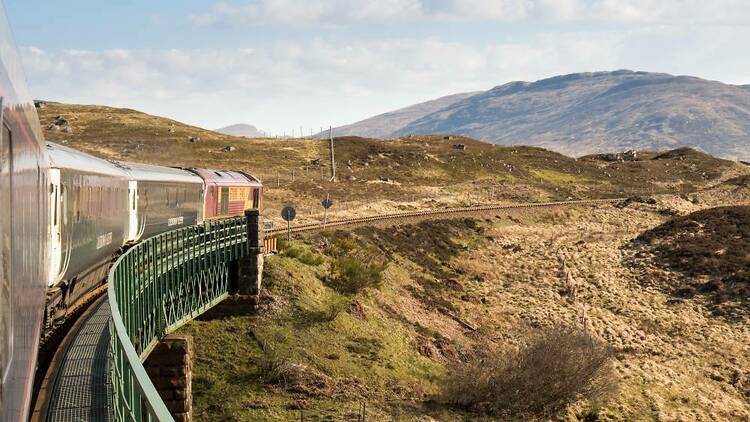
[237, 209, 264, 307]
[144, 334, 193, 422]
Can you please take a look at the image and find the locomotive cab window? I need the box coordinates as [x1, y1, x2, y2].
[1, 120, 13, 382]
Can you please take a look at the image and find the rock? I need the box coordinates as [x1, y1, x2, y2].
[347, 175, 357, 181]
[444, 278, 465, 291]
[46, 115, 72, 132]
[379, 175, 390, 182]
[452, 143, 466, 150]
[222, 146, 236, 152]
[310, 158, 322, 165]
[167, 124, 176, 133]
[188, 136, 201, 143]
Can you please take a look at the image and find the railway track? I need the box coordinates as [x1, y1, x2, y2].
[267, 198, 625, 237]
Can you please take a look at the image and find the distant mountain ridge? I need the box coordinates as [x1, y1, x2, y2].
[329, 91, 480, 138]
[215, 123, 264, 137]
[332, 70, 750, 160]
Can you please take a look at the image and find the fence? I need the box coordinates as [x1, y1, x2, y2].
[108, 217, 248, 421]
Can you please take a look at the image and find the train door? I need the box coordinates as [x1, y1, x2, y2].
[0, 113, 13, 385]
[127, 181, 138, 241]
[220, 187, 229, 215]
[47, 169, 62, 286]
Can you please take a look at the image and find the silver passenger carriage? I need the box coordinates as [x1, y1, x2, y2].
[0, 4, 49, 420]
[112, 161, 205, 242]
[46, 142, 129, 324]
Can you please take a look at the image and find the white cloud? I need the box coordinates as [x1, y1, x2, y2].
[20, 21, 750, 133]
[21, 35, 622, 132]
[190, 0, 424, 26]
[190, 0, 750, 26]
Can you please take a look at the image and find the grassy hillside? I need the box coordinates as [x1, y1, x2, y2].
[36, 102, 747, 226]
[630, 206, 750, 321]
[182, 200, 750, 420]
[37, 101, 750, 419]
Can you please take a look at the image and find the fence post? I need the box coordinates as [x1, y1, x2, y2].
[237, 209, 264, 307]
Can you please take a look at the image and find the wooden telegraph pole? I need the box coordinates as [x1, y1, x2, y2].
[329, 125, 336, 182]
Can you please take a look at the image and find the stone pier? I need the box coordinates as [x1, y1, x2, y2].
[143, 334, 193, 422]
[237, 208, 264, 306]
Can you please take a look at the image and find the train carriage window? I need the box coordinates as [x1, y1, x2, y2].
[62, 185, 68, 226]
[1, 120, 13, 382]
[52, 184, 58, 225]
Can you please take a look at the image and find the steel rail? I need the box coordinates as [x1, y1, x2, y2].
[267, 198, 624, 236]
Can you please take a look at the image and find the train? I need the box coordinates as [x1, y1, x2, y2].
[0, 5, 263, 420]
[44, 143, 262, 329]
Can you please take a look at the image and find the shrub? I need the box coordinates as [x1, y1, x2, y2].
[298, 250, 325, 266]
[258, 346, 295, 386]
[324, 294, 351, 322]
[440, 325, 616, 418]
[276, 236, 291, 252]
[327, 254, 387, 294]
[281, 244, 324, 266]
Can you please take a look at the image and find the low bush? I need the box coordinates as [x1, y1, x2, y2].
[327, 254, 387, 294]
[320, 235, 388, 294]
[298, 250, 325, 266]
[281, 244, 324, 266]
[440, 325, 616, 418]
[258, 346, 295, 386]
[324, 294, 351, 322]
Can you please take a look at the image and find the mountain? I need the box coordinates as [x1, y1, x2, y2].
[330, 91, 479, 138]
[333, 70, 750, 160]
[215, 123, 264, 137]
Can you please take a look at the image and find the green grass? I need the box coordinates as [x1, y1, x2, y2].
[180, 220, 493, 421]
[530, 169, 598, 184]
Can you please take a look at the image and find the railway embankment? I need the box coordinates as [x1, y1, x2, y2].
[181, 196, 750, 421]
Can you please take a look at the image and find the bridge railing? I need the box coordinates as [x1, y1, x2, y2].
[108, 217, 248, 422]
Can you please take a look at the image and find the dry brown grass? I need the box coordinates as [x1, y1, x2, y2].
[631, 206, 750, 319]
[440, 326, 616, 419]
[38, 102, 750, 228]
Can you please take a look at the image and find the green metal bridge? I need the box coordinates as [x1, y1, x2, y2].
[108, 217, 249, 421]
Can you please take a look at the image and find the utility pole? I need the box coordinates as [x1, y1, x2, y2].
[329, 125, 336, 182]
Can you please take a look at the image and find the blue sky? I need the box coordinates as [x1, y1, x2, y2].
[6, 1, 750, 134]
